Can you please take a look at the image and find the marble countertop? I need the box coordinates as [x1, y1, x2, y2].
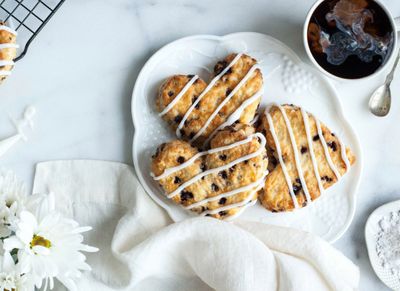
[1, 0, 400, 289]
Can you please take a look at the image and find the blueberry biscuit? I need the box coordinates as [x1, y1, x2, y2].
[258, 104, 356, 212]
[0, 22, 17, 83]
[151, 124, 268, 220]
[156, 53, 263, 147]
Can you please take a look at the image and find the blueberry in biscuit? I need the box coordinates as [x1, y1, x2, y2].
[258, 104, 356, 212]
[156, 53, 263, 147]
[151, 124, 268, 220]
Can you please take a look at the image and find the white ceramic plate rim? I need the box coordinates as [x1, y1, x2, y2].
[131, 32, 363, 243]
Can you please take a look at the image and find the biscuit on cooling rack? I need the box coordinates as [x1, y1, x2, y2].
[0, 22, 17, 82]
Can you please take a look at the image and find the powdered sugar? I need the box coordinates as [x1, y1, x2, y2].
[377, 210, 400, 279]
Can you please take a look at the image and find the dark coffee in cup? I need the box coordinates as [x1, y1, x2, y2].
[307, 0, 394, 79]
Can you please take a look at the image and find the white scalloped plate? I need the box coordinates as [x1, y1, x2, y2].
[365, 200, 400, 290]
[131, 32, 362, 243]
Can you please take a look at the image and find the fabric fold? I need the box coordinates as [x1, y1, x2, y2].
[33, 160, 359, 291]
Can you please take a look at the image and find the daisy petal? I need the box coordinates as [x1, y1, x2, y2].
[16, 225, 34, 244]
[20, 211, 38, 230]
[43, 276, 48, 291]
[57, 275, 78, 291]
[71, 226, 92, 234]
[2, 252, 15, 271]
[78, 262, 92, 271]
[79, 244, 99, 252]
[32, 246, 51, 256]
[3, 236, 24, 251]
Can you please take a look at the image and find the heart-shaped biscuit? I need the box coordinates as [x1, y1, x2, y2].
[258, 104, 356, 212]
[156, 53, 263, 147]
[151, 124, 268, 220]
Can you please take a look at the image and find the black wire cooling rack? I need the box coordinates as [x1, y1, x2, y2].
[0, 0, 65, 61]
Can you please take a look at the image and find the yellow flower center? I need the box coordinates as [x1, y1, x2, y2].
[30, 234, 52, 249]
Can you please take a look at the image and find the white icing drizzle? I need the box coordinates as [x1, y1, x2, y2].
[193, 64, 213, 74]
[152, 131, 266, 220]
[249, 114, 259, 126]
[152, 133, 262, 180]
[337, 136, 351, 173]
[191, 48, 220, 60]
[202, 89, 264, 147]
[301, 109, 324, 195]
[276, 104, 311, 204]
[265, 110, 299, 209]
[0, 70, 11, 76]
[315, 117, 341, 180]
[190, 65, 259, 143]
[0, 43, 19, 50]
[0, 60, 14, 67]
[159, 75, 199, 116]
[200, 183, 263, 217]
[0, 61, 14, 75]
[266, 105, 352, 207]
[165, 133, 266, 199]
[0, 25, 17, 36]
[223, 199, 257, 221]
[176, 53, 244, 138]
[1, 22, 18, 80]
[185, 172, 268, 210]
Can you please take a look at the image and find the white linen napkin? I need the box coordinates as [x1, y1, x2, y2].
[32, 160, 359, 291]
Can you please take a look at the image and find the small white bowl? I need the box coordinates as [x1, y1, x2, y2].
[365, 200, 400, 290]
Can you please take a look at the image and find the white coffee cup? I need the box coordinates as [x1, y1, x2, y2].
[303, 0, 400, 81]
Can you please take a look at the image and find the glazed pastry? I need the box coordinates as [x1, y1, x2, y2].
[156, 53, 263, 147]
[151, 124, 268, 220]
[0, 22, 18, 82]
[258, 104, 355, 212]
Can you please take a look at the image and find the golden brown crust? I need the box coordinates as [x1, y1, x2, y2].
[156, 75, 207, 128]
[156, 53, 263, 146]
[151, 124, 268, 219]
[0, 22, 17, 83]
[258, 104, 356, 212]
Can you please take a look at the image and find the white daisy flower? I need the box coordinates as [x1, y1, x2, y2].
[0, 171, 44, 238]
[3, 193, 98, 291]
[0, 171, 27, 238]
[0, 251, 32, 291]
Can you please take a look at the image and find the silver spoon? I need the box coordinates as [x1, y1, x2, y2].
[369, 50, 400, 117]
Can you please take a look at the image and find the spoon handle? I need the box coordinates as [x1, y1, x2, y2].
[386, 49, 400, 84]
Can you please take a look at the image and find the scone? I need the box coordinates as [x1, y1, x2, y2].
[151, 124, 268, 220]
[0, 22, 18, 82]
[258, 104, 356, 212]
[156, 53, 263, 147]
